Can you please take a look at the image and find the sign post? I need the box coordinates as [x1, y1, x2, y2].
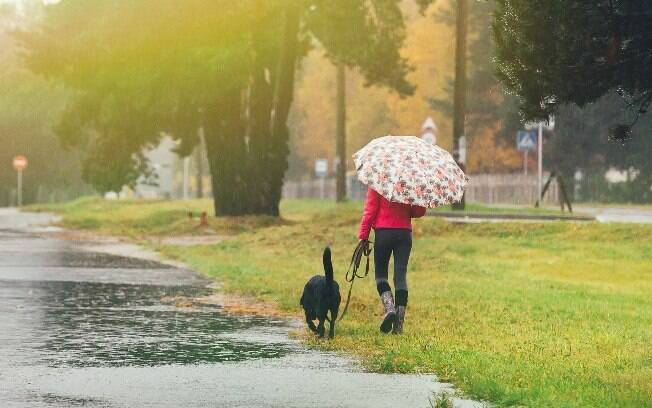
[524, 117, 555, 204]
[13, 155, 28, 207]
[421, 117, 438, 145]
[314, 158, 328, 199]
[537, 122, 543, 199]
[516, 130, 537, 176]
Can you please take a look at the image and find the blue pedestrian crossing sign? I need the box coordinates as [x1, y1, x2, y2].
[516, 130, 537, 151]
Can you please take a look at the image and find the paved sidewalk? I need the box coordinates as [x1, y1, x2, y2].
[431, 204, 652, 224]
[429, 211, 595, 223]
[575, 206, 652, 224]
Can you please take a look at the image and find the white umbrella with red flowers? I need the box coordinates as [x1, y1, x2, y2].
[353, 135, 469, 208]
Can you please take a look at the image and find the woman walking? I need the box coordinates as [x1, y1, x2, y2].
[352, 136, 468, 334]
[358, 187, 426, 334]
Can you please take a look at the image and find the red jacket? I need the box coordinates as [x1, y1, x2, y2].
[358, 188, 427, 240]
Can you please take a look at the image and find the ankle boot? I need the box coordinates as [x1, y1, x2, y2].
[392, 306, 406, 334]
[379, 291, 396, 333]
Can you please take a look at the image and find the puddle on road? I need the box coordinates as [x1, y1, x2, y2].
[0, 234, 300, 372]
[0, 250, 173, 269]
[2, 280, 297, 369]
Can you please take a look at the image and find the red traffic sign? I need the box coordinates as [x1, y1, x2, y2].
[13, 155, 28, 171]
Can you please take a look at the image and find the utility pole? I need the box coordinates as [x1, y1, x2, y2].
[452, 0, 468, 210]
[336, 61, 347, 202]
[12, 155, 28, 207]
[182, 156, 190, 200]
[17, 170, 23, 207]
[195, 128, 205, 199]
[537, 122, 543, 201]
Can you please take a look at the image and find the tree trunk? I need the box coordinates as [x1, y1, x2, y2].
[248, 29, 275, 214]
[265, 4, 301, 216]
[452, 0, 468, 210]
[203, 4, 301, 217]
[203, 89, 249, 216]
[336, 61, 347, 202]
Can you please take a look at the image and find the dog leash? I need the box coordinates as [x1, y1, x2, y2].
[338, 239, 372, 321]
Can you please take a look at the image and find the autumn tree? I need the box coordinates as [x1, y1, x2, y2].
[427, 0, 523, 172]
[288, 1, 462, 178]
[288, 51, 400, 179]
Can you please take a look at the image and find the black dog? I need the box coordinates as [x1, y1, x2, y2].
[300, 247, 341, 338]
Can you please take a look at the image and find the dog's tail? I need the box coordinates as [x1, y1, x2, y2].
[323, 247, 334, 284]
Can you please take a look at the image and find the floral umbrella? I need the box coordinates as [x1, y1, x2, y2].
[353, 135, 469, 208]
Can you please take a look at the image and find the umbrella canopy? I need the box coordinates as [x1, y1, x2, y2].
[353, 135, 469, 208]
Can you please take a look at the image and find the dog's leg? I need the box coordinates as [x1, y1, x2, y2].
[305, 310, 318, 334]
[329, 307, 338, 339]
[328, 309, 337, 339]
[316, 314, 326, 338]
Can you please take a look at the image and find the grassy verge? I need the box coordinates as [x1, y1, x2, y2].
[28, 197, 286, 238]
[32, 197, 652, 407]
[430, 203, 584, 217]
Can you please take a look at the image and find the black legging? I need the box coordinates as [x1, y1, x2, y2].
[374, 228, 412, 306]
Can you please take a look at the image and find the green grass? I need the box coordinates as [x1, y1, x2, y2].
[29, 197, 290, 238]
[34, 197, 652, 407]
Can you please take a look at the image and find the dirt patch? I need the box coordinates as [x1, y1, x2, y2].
[157, 235, 224, 246]
[46, 230, 224, 267]
[50, 229, 224, 247]
[161, 292, 289, 317]
[49, 229, 125, 244]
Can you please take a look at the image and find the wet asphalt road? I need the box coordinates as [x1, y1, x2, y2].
[0, 209, 479, 408]
[575, 206, 652, 224]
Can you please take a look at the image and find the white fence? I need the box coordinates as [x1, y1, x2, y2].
[464, 174, 559, 205]
[282, 173, 559, 206]
[282, 174, 367, 201]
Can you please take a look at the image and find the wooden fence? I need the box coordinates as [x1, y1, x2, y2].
[282, 173, 559, 206]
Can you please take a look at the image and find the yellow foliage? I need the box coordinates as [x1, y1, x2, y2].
[467, 124, 523, 173]
[291, 52, 338, 167]
[385, 0, 455, 150]
[290, 2, 457, 177]
[289, 1, 522, 178]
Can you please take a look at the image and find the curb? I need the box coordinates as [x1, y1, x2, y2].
[428, 211, 596, 222]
